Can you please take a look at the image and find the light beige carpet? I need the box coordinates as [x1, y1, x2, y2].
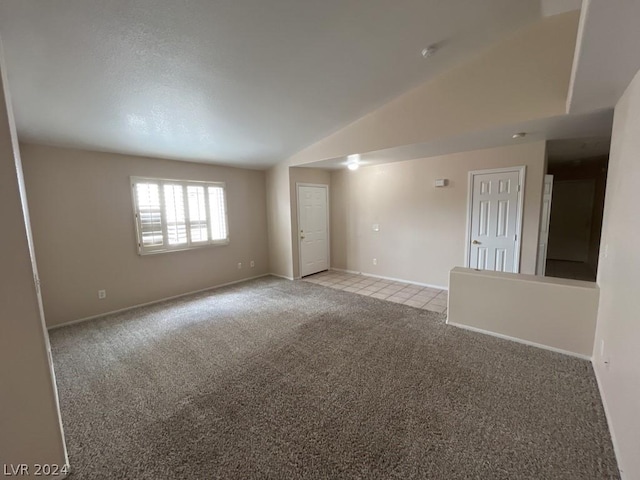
[50, 276, 619, 479]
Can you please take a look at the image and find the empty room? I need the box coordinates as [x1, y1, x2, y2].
[1, 1, 638, 479]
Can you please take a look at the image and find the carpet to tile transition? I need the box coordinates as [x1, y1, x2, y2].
[49, 276, 619, 479]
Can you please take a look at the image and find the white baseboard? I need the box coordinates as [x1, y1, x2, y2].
[330, 267, 361, 275]
[592, 363, 626, 479]
[48, 274, 271, 330]
[270, 273, 295, 281]
[331, 268, 448, 291]
[446, 321, 592, 361]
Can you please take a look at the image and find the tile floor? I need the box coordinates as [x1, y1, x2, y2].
[303, 270, 448, 314]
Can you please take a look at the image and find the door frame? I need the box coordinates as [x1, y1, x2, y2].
[296, 183, 330, 278]
[464, 166, 526, 273]
[536, 174, 554, 276]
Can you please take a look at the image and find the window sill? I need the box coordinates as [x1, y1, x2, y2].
[138, 239, 230, 256]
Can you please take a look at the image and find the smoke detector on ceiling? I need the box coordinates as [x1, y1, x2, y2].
[512, 132, 527, 139]
[421, 45, 438, 58]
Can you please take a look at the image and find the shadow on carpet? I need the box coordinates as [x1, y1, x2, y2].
[49, 276, 619, 479]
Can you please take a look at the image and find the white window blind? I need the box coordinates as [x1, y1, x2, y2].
[132, 177, 229, 254]
[187, 185, 208, 243]
[208, 186, 228, 241]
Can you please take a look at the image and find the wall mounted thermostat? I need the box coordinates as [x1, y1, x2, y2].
[435, 179, 448, 187]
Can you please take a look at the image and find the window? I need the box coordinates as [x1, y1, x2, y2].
[131, 177, 229, 254]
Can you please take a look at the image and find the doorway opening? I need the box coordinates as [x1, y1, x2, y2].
[542, 138, 610, 282]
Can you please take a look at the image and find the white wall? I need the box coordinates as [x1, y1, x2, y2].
[0, 39, 68, 475]
[330, 142, 546, 288]
[592, 68, 640, 479]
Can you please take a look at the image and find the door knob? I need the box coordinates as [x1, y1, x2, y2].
[472, 240, 481, 245]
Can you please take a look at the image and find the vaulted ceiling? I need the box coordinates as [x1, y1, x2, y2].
[567, 0, 640, 114]
[0, 0, 553, 168]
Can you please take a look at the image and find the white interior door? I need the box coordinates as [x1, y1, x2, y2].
[467, 168, 524, 272]
[536, 174, 553, 275]
[298, 185, 329, 277]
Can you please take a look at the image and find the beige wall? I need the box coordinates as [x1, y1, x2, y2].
[266, 164, 294, 279]
[289, 167, 331, 278]
[289, 12, 578, 165]
[21, 144, 269, 327]
[330, 141, 546, 288]
[265, 166, 331, 280]
[265, 13, 577, 281]
[0, 43, 67, 475]
[448, 267, 598, 357]
[592, 69, 640, 479]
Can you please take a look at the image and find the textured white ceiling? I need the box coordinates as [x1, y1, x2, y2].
[0, 0, 544, 168]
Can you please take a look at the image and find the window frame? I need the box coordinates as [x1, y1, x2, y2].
[131, 176, 230, 255]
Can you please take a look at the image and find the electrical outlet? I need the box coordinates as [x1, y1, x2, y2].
[372, 258, 377, 266]
[372, 224, 380, 232]
[98, 289, 106, 300]
[250, 260, 255, 268]
[237, 262, 242, 269]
